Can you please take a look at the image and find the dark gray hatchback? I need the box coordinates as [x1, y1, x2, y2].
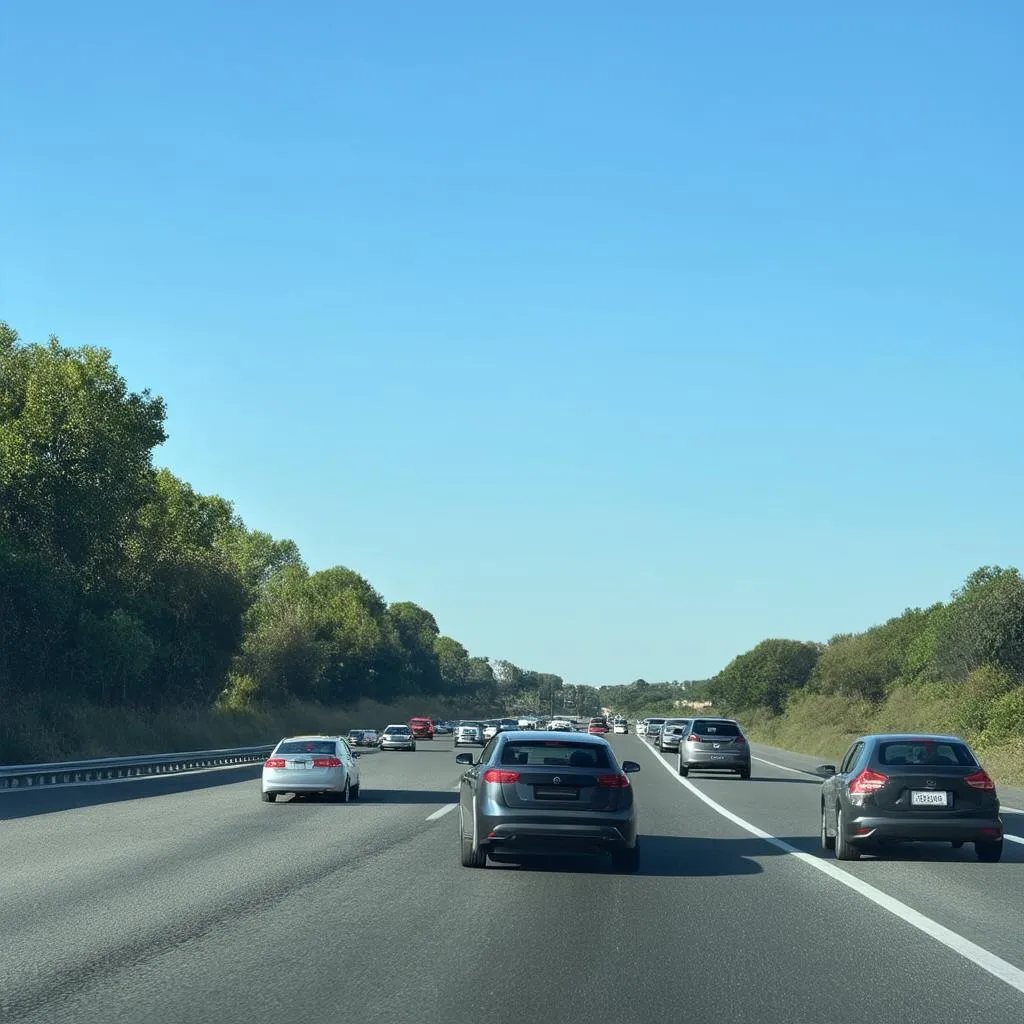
[818, 733, 1004, 862]
[456, 731, 641, 872]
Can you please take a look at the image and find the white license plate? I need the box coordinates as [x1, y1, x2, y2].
[287, 761, 309, 769]
[911, 790, 948, 806]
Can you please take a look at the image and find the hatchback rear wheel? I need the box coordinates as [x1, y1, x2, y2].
[261, 791, 276, 803]
[612, 841, 641, 874]
[834, 806, 860, 861]
[459, 812, 487, 868]
[975, 839, 1003, 863]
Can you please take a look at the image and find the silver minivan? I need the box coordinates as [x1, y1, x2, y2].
[677, 718, 751, 779]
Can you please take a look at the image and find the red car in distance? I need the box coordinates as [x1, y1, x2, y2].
[409, 716, 435, 740]
[588, 717, 609, 735]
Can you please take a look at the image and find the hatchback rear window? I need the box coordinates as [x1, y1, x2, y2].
[877, 741, 976, 767]
[277, 741, 337, 755]
[692, 721, 741, 737]
[499, 741, 613, 769]
[386, 727, 410, 734]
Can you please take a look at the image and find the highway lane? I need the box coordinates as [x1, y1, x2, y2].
[637, 733, 1024, 974]
[5, 735, 1024, 1023]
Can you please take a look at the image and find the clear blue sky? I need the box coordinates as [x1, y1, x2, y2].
[3, 2, 1022, 685]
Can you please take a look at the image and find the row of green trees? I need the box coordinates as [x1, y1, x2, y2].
[695, 566, 1024, 747]
[0, 322, 566, 730]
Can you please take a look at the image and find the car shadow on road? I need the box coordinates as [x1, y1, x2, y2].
[0, 765, 264, 821]
[356, 788, 460, 805]
[488, 834, 805, 876]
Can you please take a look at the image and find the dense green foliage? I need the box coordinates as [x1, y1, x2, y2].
[0, 323, 568, 759]
[702, 567, 1024, 782]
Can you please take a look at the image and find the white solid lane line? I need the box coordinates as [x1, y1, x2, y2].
[425, 803, 457, 822]
[647, 748, 1024, 995]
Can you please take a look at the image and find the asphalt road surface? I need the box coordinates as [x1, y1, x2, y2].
[3, 735, 1023, 1024]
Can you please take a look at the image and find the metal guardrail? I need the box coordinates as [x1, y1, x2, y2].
[0, 745, 275, 790]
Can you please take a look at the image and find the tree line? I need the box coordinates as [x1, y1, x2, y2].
[690, 566, 1024, 746]
[0, 322, 569, 727]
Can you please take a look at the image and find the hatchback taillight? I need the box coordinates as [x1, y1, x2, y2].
[264, 758, 286, 768]
[965, 770, 995, 791]
[596, 774, 630, 788]
[733, 735, 746, 745]
[687, 734, 699, 743]
[482, 769, 520, 783]
[312, 757, 342, 768]
[848, 768, 888, 794]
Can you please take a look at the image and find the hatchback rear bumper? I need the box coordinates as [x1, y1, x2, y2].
[847, 814, 1003, 844]
[682, 753, 750, 770]
[477, 810, 637, 852]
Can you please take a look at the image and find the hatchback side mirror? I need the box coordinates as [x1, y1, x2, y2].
[455, 753, 474, 765]
[817, 764, 837, 777]
[352, 752, 361, 758]
[621, 760, 641, 774]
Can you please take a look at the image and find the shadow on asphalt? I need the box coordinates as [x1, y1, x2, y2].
[0, 765, 264, 821]
[488, 834, 806, 876]
[354, 788, 459, 805]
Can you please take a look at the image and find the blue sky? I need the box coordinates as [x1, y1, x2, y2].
[3, 2, 1022, 685]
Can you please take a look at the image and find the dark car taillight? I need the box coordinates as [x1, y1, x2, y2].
[733, 735, 746, 745]
[264, 758, 286, 768]
[482, 769, 520, 783]
[596, 774, 630, 788]
[848, 768, 888, 794]
[965, 770, 995, 790]
[312, 757, 342, 768]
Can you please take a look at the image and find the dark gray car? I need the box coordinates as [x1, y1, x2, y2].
[818, 733, 1003, 862]
[455, 730, 641, 872]
[677, 718, 751, 778]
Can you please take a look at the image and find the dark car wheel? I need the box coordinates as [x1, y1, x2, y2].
[975, 839, 1003, 863]
[834, 806, 860, 861]
[820, 803, 835, 851]
[738, 767, 751, 779]
[612, 841, 641, 874]
[261, 791, 276, 803]
[459, 815, 487, 868]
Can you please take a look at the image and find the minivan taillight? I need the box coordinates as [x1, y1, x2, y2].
[596, 774, 630, 788]
[482, 769, 520, 784]
[312, 757, 342, 768]
[965, 770, 995, 791]
[264, 758, 286, 768]
[848, 768, 888, 794]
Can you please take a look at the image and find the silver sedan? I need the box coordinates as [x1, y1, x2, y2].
[380, 724, 417, 751]
[262, 736, 361, 802]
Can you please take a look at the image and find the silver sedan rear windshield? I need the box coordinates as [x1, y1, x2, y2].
[277, 741, 337, 755]
[693, 721, 740, 737]
[499, 741, 612, 769]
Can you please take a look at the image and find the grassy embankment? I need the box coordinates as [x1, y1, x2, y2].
[0, 696, 469, 765]
[739, 686, 1024, 788]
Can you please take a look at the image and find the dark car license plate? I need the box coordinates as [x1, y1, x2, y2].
[535, 786, 579, 799]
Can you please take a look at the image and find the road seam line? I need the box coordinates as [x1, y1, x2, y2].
[646, 745, 1024, 995]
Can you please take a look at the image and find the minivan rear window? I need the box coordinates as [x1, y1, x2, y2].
[499, 741, 612, 769]
[277, 741, 337, 755]
[877, 741, 976, 767]
[692, 721, 741, 737]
